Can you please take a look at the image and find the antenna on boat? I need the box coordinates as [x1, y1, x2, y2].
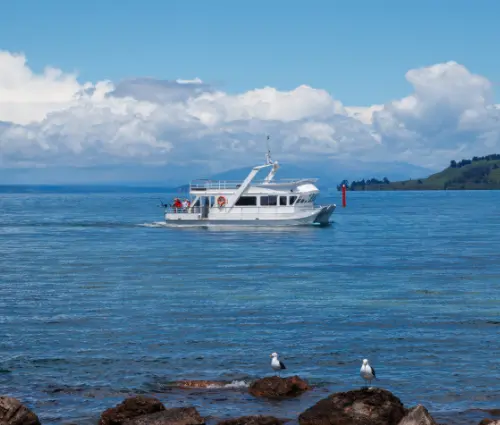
[265, 135, 273, 165]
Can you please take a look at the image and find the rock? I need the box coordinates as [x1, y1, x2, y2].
[397, 405, 437, 425]
[485, 410, 500, 417]
[123, 407, 204, 425]
[217, 416, 286, 425]
[477, 409, 500, 425]
[0, 396, 41, 425]
[298, 388, 406, 425]
[99, 396, 166, 425]
[249, 376, 309, 398]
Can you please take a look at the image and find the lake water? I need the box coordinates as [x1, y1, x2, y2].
[0, 189, 499, 424]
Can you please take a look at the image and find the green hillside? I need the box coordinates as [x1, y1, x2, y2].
[338, 154, 500, 191]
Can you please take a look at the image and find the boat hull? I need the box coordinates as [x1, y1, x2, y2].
[164, 205, 335, 227]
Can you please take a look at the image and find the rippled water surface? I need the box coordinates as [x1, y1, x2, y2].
[1, 189, 499, 424]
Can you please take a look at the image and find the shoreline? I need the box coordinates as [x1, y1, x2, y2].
[2, 378, 499, 425]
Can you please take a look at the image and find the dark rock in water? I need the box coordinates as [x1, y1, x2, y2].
[123, 407, 204, 425]
[217, 416, 286, 425]
[0, 396, 41, 425]
[99, 396, 166, 425]
[249, 376, 309, 398]
[475, 408, 500, 425]
[298, 387, 406, 425]
[397, 405, 436, 425]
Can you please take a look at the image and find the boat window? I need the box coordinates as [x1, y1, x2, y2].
[235, 196, 257, 206]
[289, 196, 297, 205]
[260, 195, 277, 206]
[279, 196, 287, 206]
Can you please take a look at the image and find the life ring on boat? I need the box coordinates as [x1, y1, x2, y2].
[217, 196, 227, 207]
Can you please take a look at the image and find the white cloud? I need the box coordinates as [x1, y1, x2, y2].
[176, 78, 203, 84]
[0, 51, 499, 172]
[345, 105, 383, 125]
[371, 61, 500, 167]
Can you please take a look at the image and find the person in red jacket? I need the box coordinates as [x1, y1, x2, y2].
[173, 198, 182, 209]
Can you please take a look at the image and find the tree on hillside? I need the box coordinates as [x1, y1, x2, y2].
[336, 179, 349, 191]
[449, 154, 500, 168]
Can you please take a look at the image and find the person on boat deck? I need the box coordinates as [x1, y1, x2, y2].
[173, 198, 182, 209]
[182, 199, 190, 209]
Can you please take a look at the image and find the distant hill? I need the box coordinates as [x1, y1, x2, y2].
[339, 154, 500, 191]
[0, 158, 432, 188]
[174, 160, 433, 192]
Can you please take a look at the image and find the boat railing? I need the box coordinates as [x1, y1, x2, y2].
[165, 206, 203, 214]
[190, 178, 318, 190]
[190, 180, 242, 190]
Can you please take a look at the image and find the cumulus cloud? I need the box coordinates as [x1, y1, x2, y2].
[0, 51, 499, 172]
[371, 61, 500, 166]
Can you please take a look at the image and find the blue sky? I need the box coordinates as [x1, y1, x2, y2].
[1, 0, 499, 105]
[1, 0, 500, 182]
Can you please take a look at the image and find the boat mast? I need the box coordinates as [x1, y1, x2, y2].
[224, 135, 276, 209]
[265, 135, 273, 165]
[263, 135, 279, 183]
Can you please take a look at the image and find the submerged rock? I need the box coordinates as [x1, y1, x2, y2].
[176, 380, 228, 389]
[397, 405, 436, 425]
[217, 416, 286, 425]
[298, 387, 406, 425]
[0, 396, 41, 425]
[123, 407, 204, 425]
[249, 376, 309, 398]
[99, 396, 166, 425]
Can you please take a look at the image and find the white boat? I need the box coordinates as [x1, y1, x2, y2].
[164, 150, 336, 226]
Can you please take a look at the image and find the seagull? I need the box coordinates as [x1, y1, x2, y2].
[270, 352, 286, 376]
[360, 358, 376, 387]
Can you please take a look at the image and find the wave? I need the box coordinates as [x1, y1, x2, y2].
[174, 379, 250, 390]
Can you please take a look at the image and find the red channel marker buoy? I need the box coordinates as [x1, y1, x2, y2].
[342, 184, 346, 208]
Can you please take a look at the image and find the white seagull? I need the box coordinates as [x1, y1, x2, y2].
[360, 358, 376, 386]
[270, 352, 286, 376]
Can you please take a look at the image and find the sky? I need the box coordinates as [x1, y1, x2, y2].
[1, 0, 500, 181]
